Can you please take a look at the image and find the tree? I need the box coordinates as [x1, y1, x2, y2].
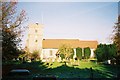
[1, 0, 26, 60]
[94, 44, 117, 62]
[112, 15, 120, 57]
[84, 47, 91, 59]
[70, 51, 74, 59]
[76, 47, 82, 60]
[60, 54, 65, 60]
[57, 44, 74, 61]
[31, 50, 40, 61]
[108, 44, 117, 59]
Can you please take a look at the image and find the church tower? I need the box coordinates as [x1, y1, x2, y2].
[26, 23, 43, 55]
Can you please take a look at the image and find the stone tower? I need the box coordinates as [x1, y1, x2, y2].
[26, 23, 43, 54]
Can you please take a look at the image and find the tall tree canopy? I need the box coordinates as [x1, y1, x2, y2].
[1, 0, 26, 60]
[112, 15, 120, 57]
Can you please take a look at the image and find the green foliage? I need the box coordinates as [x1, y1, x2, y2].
[1, 1, 26, 60]
[94, 44, 117, 62]
[31, 50, 40, 61]
[60, 54, 65, 60]
[57, 44, 74, 61]
[76, 47, 82, 60]
[112, 16, 120, 57]
[70, 51, 74, 59]
[18, 50, 26, 61]
[84, 47, 91, 59]
[112, 15, 120, 65]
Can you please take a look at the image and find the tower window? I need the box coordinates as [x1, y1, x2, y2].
[50, 50, 53, 56]
[35, 29, 37, 33]
[36, 23, 39, 25]
[35, 40, 38, 42]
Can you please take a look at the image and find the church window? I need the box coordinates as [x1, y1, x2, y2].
[50, 50, 53, 56]
[35, 29, 37, 33]
[36, 23, 38, 25]
[35, 40, 38, 42]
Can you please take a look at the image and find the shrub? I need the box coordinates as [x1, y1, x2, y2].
[76, 47, 82, 60]
[31, 50, 40, 61]
[84, 47, 91, 59]
[94, 44, 117, 62]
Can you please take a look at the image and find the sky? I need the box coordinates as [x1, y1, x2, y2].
[17, 0, 119, 2]
[17, 2, 118, 47]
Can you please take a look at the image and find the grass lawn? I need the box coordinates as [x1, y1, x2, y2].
[2, 60, 120, 79]
[45, 61, 118, 78]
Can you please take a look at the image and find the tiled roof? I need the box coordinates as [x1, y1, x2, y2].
[42, 39, 98, 49]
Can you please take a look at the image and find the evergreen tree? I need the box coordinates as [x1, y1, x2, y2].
[84, 47, 91, 59]
[76, 47, 82, 60]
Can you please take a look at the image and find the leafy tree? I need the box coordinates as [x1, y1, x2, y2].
[112, 15, 120, 60]
[70, 51, 74, 59]
[76, 47, 82, 60]
[95, 44, 106, 62]
[60, 54, 65, 60]
[111, 15, 120, 65]
[94, 44, 117, 62]
[108, 44, 117, 59]
[1, 1, 26, 60]
[57, 44, 74, 61]
[84, 47, 91, 59]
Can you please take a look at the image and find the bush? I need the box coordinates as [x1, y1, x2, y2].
[60, 54, 65, 60]
[94, 44, 117, 62]
[84, 47, 91, 59]
[58, 44, 74, 61]
[31, 50, 40, 61]
[76, 47, 82, 60]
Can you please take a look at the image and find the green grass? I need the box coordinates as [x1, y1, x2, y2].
[3, 60, 120, 79]
[46, 61, 118, 78]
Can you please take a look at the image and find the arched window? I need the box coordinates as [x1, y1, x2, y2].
[35, 29, 37, 33]
[35, 40, 38, 42]
[50, 50, 53, 56]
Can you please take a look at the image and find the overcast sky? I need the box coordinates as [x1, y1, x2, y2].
[17, 2, 118, 47]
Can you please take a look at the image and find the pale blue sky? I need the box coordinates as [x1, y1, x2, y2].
[17, 2, 118, 47]
[18, 0, 119, 2]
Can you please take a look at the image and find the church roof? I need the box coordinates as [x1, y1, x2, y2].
[42, 39, 98, 49]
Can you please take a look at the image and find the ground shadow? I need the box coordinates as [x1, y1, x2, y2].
[2, 61, 48, 77]
[2, 61, 120, 80]
[40, 63, 120, 79]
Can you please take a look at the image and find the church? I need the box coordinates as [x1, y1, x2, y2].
[26, 23, 98, 62]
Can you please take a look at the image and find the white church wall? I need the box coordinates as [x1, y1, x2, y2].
[73, 49, 76, 58]
[41, 48, 95, 62]
[41, 48, 77, 62]
[90, 49, 95, 58]
[41, 49, 58, 62]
